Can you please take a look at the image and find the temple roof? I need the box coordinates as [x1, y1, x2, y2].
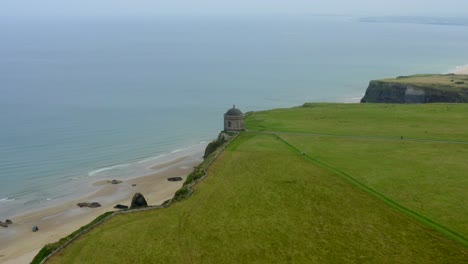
[225, 105, 243, 116]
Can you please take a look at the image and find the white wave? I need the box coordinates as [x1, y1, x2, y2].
[72, 175, 88, 180]
[0, 197, 15, 202]
[88, 163, 131, 177]
[339, 95, 364, 103]
[344, 97, 363, 103]
[137, 154, 167, 164]
[88, 144, 205, 177]
[455, 64, 468, 69]
[171, 148, 184, 154]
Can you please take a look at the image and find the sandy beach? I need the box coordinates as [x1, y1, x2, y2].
[0, 154, 202, 264]
[452, 65, 468, 75]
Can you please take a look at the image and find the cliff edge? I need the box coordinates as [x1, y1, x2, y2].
[361, 74, 468, 103]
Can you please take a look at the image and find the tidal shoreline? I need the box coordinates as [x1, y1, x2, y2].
[0, 147, 205, 264]
[452, 64, 468, 75]
[2, 64, 467, 264]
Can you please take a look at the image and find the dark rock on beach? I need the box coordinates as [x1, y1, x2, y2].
[32, 225, 39, 232]
[114, 204, 129, 210]
[130, 193, 148, 209]
[167, 177, 183, 182]
[108, 180, 122, 184]
[77, 202, 102, 208]
[0, 219, 12, 227]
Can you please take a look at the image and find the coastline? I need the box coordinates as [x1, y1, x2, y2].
[452, 64, 468, 75]
[0, 148, 204, 264]
[1, 63, 467, 264]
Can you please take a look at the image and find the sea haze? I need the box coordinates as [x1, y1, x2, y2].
[0, 15, 467, 217]
[358, 16, 468, 26]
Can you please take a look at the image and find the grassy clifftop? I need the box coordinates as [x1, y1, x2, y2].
[380, 74, 468, 90]
[361, 74, 468, 103]
[47, 103, 468, 263]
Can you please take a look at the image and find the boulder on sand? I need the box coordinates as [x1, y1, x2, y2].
[32, 225, 39, 232]
[0, 219, 12, 227]
[130, 193, 148, 209]
[114, 204, 129, 210]
[108, 180, 122, 184]
[77, 202, 102, 208]
[167, 177, 183, 182]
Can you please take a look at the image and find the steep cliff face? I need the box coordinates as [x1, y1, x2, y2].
[361, 75, 468, 103]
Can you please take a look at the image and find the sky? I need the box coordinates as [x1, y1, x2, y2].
[1, 0, 468, 18]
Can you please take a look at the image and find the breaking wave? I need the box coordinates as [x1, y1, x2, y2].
[88, 163, 131, 177]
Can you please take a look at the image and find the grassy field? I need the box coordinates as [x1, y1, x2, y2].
[247, 103, 468, 141]
[282, 136, 468, 237]
[48, 103, 467, 263]
[248, 103, 468, 238]
[379, 74, 468, 91]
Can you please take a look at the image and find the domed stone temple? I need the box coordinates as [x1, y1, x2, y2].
[224, 105, 245, 132]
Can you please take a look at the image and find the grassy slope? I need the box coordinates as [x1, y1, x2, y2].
[378, 74, 468, 91]
[247, 103, 468, 238]
[282, 136, 468, 237]
[247, 103, 468, 141]
[48, 103, 468, 263]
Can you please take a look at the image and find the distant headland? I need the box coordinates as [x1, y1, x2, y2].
[358, 16, 468, 27]
[361, 74, 468, 103]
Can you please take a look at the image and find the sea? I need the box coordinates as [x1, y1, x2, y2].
[1, 15, 467, 218]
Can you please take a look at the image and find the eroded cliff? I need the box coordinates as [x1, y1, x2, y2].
[361, 74, 468, 103]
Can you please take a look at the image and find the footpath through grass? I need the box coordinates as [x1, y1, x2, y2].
[281, 135, 468, 239]
[49, 131, 467, 263]
[247, 103, 468, 141]
[247, 103, 468, 242]
[48, 103, 467, 263]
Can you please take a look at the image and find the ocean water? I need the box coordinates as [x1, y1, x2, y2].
[1, 15, 467, 217]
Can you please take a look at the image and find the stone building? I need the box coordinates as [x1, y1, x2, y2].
[224, 105, 244, 132]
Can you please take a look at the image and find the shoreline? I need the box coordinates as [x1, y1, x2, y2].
[451, 64, 468, 75]
[0, 142, 207, 219]
[0, 148, 204, 264]
[1, 63, 467, 264]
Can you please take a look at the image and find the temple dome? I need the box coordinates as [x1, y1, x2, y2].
[225, 105, 243, 116]
[224, 105, 245, 132]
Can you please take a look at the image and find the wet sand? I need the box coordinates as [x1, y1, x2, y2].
[0, 155, 201, 264]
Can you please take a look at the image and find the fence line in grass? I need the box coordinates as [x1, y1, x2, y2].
[40, 132, 238, 264]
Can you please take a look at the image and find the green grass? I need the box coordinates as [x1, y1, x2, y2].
[281, 135, 468, 238]
[47, 103, 468, 263]
[379, 74, 468, 91]
[31, 211, 114, 264]
[247, 103, 468, 240]
[247, 103, 468, 141]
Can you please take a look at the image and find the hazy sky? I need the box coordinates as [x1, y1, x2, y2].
[2, 0, 468, 17]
